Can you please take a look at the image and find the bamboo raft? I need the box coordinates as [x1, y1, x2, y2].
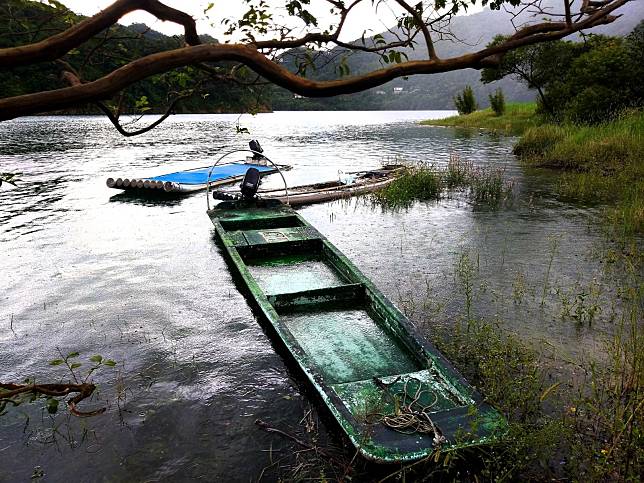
[207, 198, 505, 463]
[106, 161, 289, 194]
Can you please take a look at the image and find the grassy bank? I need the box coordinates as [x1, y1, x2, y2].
[515, 110, 644, 236]
[422, 105, 643, 236]
[421, 102, 540, 134]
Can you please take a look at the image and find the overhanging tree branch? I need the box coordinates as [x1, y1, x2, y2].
[0, 0, 200, 68]
[0, 0, 632, 126]
[95, 93, 192, 136]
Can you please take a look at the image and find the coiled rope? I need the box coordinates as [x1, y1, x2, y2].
[366, 376, 446, 447]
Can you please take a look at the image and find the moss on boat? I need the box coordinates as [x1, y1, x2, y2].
[207, 199, 506, 462]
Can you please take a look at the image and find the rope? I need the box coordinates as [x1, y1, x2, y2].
[366, 376, 447, 447]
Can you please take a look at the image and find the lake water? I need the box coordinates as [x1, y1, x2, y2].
[0, 111, 628, 480]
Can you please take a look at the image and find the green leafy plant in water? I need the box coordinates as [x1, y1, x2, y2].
[444, 154, 472, 189]
[0, 350, 116, 417]
[373, 164, 443, 208]
[372, 156, 514, 209]
[429, 318, 570, 480]
[49, 350, 116, 385]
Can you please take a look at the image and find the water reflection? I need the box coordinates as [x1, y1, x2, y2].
[109, 190, 187, 207]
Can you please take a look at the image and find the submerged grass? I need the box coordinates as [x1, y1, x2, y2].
[427, 104, 644, 236]
[373, 166, 443, 207]
[421, 103, 540, 135]
[414, 244, 643, 481]
[515, 110, 644, 235]
[256, 244, 642, 482]
[373, 156, 514, 208]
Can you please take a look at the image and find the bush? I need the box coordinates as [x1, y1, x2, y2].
[513, 124, 565, 159]
[564, 85, 624, 124]
[539, 35, 643, 124]
[489, 88, 506, 116]
[454, 85, 477, 115]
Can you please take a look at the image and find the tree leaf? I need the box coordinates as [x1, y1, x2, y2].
[89, 355, 103, 363]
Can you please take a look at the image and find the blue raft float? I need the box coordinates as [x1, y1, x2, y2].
[106, 141, 290, 194]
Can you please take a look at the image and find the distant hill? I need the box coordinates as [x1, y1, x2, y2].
[272, 0, 644, 110]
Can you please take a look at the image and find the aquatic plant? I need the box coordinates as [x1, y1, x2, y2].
[0, 351, 117, 417]
[372, 164, 443, 208]
[443, 154, 471, 189]
[373, 156, 514, 208]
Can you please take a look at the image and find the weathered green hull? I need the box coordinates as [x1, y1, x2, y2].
[207, 199, 505, 463]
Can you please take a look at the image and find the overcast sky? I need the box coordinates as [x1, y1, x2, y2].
[59, 1, 483, 42]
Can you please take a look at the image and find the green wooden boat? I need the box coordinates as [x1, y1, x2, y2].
[207, 185, 505, 464]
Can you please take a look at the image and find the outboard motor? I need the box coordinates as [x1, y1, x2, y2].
[240, 167, 261, 199]
[249, 140, 263, 160]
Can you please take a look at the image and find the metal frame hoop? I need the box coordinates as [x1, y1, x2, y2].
[206, 149, 290, 210]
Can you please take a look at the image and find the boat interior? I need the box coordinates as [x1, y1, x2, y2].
[209, 199, 503, 460]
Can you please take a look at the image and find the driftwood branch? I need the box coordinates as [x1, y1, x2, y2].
[0, 382, 105, 417]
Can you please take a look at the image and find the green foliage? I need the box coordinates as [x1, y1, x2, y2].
[453, 85, 477, 115]
[545, 35, 644, 124]
[1, 350, 117, 417]
[374, 166, 443, 207]
[431, 318, 570, 480]
[373, 158, 513, 208]
[488, 88, 505, 116]
[48, 350, 116, 383]
[483, 27, 644, 124]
